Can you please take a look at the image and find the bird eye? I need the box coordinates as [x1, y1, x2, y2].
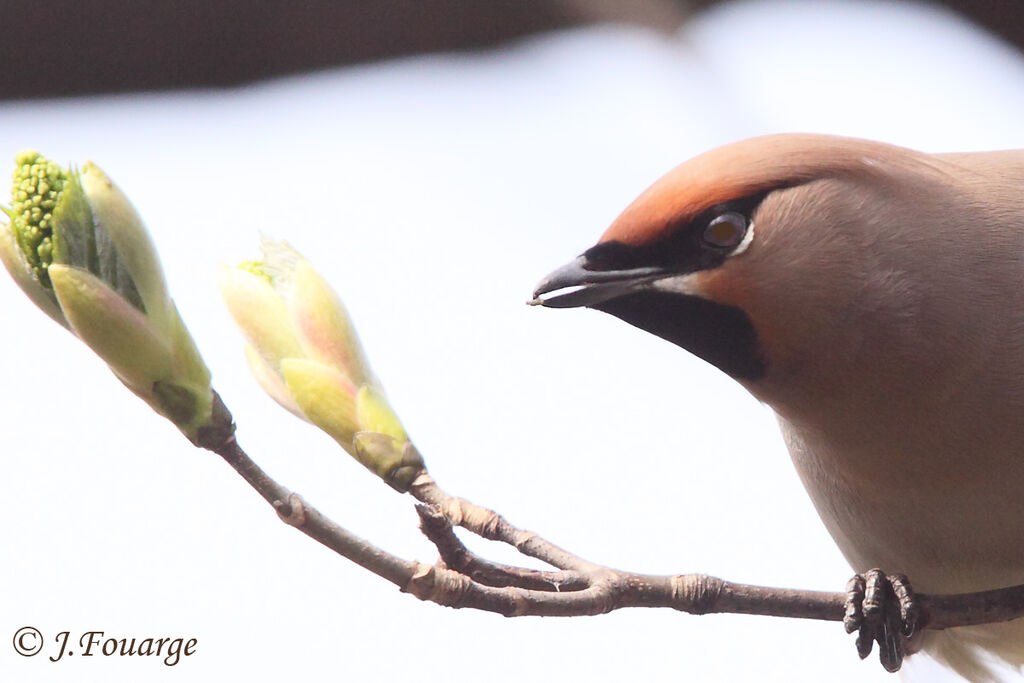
[702, 212, 747, 249]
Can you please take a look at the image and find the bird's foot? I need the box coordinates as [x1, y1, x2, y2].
[843, 569, 920, 673]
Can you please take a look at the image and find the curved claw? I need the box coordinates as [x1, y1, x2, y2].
[856, 622, 876, 660]
[878, 619, 904, 673]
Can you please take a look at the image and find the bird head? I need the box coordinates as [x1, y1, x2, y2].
[532, 134, 983, 415]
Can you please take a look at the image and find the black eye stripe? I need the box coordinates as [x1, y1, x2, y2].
[583, 191, 769, 274]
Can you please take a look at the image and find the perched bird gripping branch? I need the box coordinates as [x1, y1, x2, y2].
[532, 134, 1024, 680]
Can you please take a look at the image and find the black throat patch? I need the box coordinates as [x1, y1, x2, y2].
[593, 290, 765, 381]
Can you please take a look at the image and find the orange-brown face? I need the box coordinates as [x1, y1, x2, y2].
[531, 186, 769, 378]
[531, 134, 928, 382]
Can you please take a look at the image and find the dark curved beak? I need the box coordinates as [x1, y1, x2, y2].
[529, 254, 669, 308]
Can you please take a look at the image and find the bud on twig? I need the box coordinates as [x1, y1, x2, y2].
[0, 151, 219, 442]
[218, 238, 423, 490]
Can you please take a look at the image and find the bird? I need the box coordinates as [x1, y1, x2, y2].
[531, 134, 1024, 680]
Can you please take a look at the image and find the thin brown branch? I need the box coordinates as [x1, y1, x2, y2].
[923, 587, 1024, 630]
[202, 393, 416, 589]
[409, 472, 599, 573]
[415, 504, 589, 591]
[199, 389, 1024, 640]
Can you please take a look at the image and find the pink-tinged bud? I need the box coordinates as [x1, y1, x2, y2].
[220, 238, 422, 488]
[281, 358, 360, 447]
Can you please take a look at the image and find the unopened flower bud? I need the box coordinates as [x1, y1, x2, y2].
[1, 151, 218, 443]
[219, 238, 423, 488]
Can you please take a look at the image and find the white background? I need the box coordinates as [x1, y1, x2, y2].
[3, 1, 1024, 681]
